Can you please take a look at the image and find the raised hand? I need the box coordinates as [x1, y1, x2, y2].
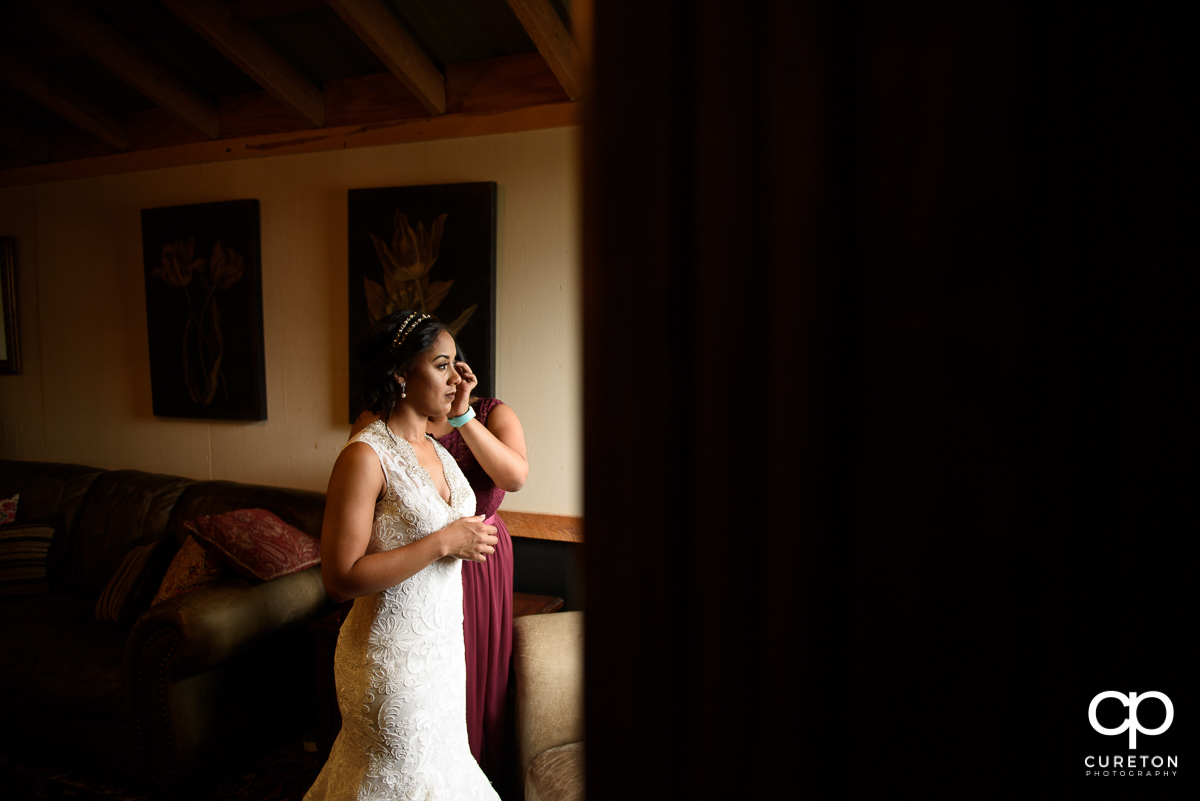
[440, 514, 498, 562]
[449, 360, 479, 417]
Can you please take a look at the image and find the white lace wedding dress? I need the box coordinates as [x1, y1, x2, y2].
[304, 420, 500, 801]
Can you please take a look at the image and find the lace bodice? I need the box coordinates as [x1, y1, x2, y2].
[359, 418, 476, 551]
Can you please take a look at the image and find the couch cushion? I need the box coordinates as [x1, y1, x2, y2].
[185, 508, 321, 581]
[8, 622, 128, 720]
[0, 592, 97, 673]
[513, 611, 584, 780]
[0, 522, 55, 596]
[64, 470, 194, 595]
[526, 742, 584, 801]
[169, 480, 326, 539]
[0, 460, 104, 535]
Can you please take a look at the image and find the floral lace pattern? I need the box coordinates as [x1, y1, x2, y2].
[304, 420, 499, 801]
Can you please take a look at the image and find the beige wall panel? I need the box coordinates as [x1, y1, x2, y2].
[35, 167, 217, 476]
[0, 128, 581, 515]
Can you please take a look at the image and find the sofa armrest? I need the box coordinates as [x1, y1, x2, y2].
[125, 565, 330, 785]
[127, 565, 328, 679]
[512, 610, 584, 784]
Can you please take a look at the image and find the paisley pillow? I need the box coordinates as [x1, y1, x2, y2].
[184, 508, 321, 582]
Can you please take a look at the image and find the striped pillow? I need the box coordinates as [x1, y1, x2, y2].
[95, 540, 160, 623]
[0, 522, 54, 596]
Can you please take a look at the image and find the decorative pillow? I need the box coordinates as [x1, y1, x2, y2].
[118, 535, 185, 625]
[95, 540, 160, 623]
[0, 522, 54, 596]
[152, 535, 227, 605]
[184, 508, 321, 582]
[0, 493, 17, 525]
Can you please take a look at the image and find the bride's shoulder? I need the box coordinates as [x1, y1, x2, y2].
[346, 418, 386, 450]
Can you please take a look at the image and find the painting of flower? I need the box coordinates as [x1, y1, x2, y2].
[141, 200, 266, 420]
[152, 236, 245, 406]
[348, 183, 496, 423]
[363, 210, 478, 334]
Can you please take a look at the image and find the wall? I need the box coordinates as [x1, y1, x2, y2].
[0, 126, 582, 517]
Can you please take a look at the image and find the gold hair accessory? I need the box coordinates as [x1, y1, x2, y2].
[391, 312, 430, 352]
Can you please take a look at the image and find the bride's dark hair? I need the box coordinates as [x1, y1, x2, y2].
[354, 310, 450, 415]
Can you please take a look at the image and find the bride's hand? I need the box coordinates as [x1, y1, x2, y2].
[449, 361, 479, 418]
[439, 515, 497, 562]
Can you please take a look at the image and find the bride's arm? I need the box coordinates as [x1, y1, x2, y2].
[320, 442, 498, 603]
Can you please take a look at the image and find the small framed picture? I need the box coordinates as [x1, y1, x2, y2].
[0, 236, 19, 376]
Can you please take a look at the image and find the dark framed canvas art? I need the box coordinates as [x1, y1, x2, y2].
[0, 236, 18, 375]
[140, 199, 266, 420]
[347, 182, 497, 422]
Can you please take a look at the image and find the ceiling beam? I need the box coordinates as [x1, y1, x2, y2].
[228, 0, 330, 20]
[325, 0, 446, 116]
[0, 48, 129, 151]
[20, 0, 220, 140]
[158, 0, 325, 128]
[505, 0, 582, 101]
[90, 0, 327, 35]
[1, 101, 580, 188]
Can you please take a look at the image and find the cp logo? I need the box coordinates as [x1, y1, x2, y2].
[1088, 691, 1174, 749]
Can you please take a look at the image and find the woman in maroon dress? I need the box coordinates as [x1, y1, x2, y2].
[351, 351, 527, 791]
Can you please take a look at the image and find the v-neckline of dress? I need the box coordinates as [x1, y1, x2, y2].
[380, 422, 454, 509]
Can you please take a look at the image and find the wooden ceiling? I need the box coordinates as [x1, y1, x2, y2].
[0, 0, 583, 185]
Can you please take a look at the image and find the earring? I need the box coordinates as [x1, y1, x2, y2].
[400, 381, 406, 399]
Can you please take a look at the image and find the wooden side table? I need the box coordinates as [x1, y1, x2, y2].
[311, 592, 565, 756]
[513, 591, 565, 617]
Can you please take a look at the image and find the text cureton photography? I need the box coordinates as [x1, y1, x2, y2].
[1085, 691, 1180, 780]
[1085, 754, 1178, 778]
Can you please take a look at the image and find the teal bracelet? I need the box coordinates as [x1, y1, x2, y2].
[448, 406, 476, 428]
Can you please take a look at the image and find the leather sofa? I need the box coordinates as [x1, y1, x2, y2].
[0, 458, 332, 787]
[512, 610, 584, 801]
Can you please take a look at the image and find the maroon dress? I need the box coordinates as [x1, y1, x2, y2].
[435, 397, 514, 786]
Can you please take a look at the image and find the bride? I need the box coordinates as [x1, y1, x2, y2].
[304, 311, 500, 801]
